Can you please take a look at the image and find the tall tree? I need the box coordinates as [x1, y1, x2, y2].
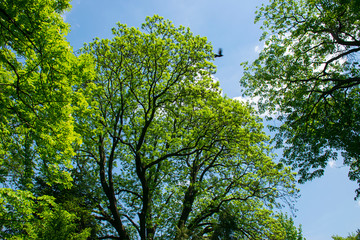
[240, 0, 360, 197]
[0, 0, 94, 237]
[0, 0, 93, 188]
[75, 15, 298, 239]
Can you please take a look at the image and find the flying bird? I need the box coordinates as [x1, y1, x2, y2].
[214, 48, 223, 58]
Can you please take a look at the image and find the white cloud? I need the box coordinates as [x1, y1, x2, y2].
[234, 96, 265, 117]
[254, 45, 262, 53]
[233, 95, 260, 105]
[233, 96, 256, 109]
[328, 160, 337, 168]
[233, 95, 277, 119]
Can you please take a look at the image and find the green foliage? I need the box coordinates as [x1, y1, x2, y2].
[74, 15, 298, 239]
[0, 0, 95, 237]
[1, 0, 300, 238]
[33, 175, 100, 239]
[0, 188, 90, 240]
[332, 229, 360, 240]
[241, 0, 360, 198]
[276, 213, 305, 240]
[0, 0, 93, 188]
[210, 200, 286, 239]
[209, 207, 305, 240]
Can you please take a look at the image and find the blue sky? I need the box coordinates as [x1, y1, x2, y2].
[63, 0, 360, 239]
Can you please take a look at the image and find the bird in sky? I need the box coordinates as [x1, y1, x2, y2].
[214, 48, 223, 58]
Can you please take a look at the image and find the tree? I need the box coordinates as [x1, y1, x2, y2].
[276, 213, 305, 240]
[0, 188, 91, 240]
[209, 201, 284, 239]
[33, 172, 100, 239]
[240, 0, 360, 197]
[332, 229, 360, 240]
[0, 0, 93, 189]
[1, 1, 299, 238]
[0, 0, 94, 237]
[73, 15, 298, 239]
[210, 206, 305, 240]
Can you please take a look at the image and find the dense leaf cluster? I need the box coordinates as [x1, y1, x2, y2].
[241, 0, 360, 198]
[72, 15, 298, 239]
[0, 0, 94, 238]
[0, 0, 303, 239]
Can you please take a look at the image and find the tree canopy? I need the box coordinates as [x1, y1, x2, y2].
[73, 15, 298, 239]
[0, 0, 94, 238]
[332, 229, 360, 240]
[0, 0, 93, 189]
[240, 0, 360, 198]
[0, 1, 302, 239]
